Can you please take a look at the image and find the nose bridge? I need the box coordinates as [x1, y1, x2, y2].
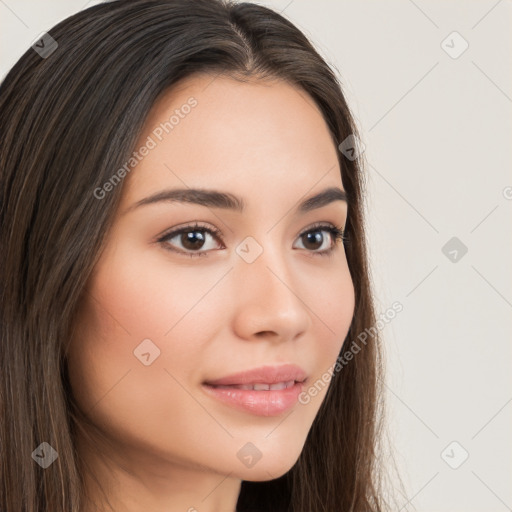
[232, 235, 311, 339]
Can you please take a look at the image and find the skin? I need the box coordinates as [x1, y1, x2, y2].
[67, 73, 355, 512]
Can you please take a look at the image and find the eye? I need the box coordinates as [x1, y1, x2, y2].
[156, 221, 347, 258]
[293, 222, 347, 257]
[157, 222, 224, 258]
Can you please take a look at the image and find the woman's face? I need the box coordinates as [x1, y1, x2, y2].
[68, 73, 355, 503]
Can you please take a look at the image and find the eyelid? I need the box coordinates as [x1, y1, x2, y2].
[156, 221, 346, 257]
[157, 221, 225, 241]
[293, 221, 346, 257]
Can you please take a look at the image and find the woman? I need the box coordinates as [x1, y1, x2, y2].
[0, 0, 392, 510]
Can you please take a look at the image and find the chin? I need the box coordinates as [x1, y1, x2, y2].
[235, 452, 301, 482]
[244, 464, 295, 482]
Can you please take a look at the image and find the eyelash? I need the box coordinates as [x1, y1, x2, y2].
[156, 222, 348, 259]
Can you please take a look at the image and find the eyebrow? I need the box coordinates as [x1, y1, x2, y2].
[123, 186, 347, 216]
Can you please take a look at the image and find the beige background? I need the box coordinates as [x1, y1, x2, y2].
[1, 1, 511, 510]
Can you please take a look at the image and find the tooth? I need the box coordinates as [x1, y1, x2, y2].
[212, 381, 296, 391]
[253, 383, 270, 390]
[269, 382, 286, 390]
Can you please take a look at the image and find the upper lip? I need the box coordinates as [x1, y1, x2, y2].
[203, 364, 307, 386]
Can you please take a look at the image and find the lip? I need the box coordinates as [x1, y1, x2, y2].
[202, 364, 307, 417]
[203, 364, 307, 387]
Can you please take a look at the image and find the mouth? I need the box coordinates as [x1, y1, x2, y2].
[202, 363, 308, 388]
[201, 364, 308, 417]
[206, 380, 300, 391]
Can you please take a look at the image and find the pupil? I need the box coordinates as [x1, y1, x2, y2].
[304, 231, 323, 250]
[182, 231, 205, 250]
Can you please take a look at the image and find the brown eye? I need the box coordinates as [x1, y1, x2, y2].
[301, 231, 326, 251]
[157, 222, 345, 259]
[179, 230, 207, 251]
[158, 223, 224, 257]
[293, 224, 346, 256]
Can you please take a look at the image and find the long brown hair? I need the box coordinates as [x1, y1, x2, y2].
[0, 1, 393, 510]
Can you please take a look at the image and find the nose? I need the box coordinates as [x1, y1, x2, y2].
[231, 245, 311, 343]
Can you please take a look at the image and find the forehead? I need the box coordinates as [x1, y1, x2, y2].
[121, 73, 343, 208]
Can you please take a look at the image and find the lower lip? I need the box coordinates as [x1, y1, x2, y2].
[202, 381, 305, 417]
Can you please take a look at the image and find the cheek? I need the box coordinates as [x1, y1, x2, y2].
[90, 241, 226, 339]
[297, 263, 355, 407]
[77, 245, 355, 399]
[66, 245, 230, 435]
[66, 237, 355, 475]
[304, 258, 355, 350]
